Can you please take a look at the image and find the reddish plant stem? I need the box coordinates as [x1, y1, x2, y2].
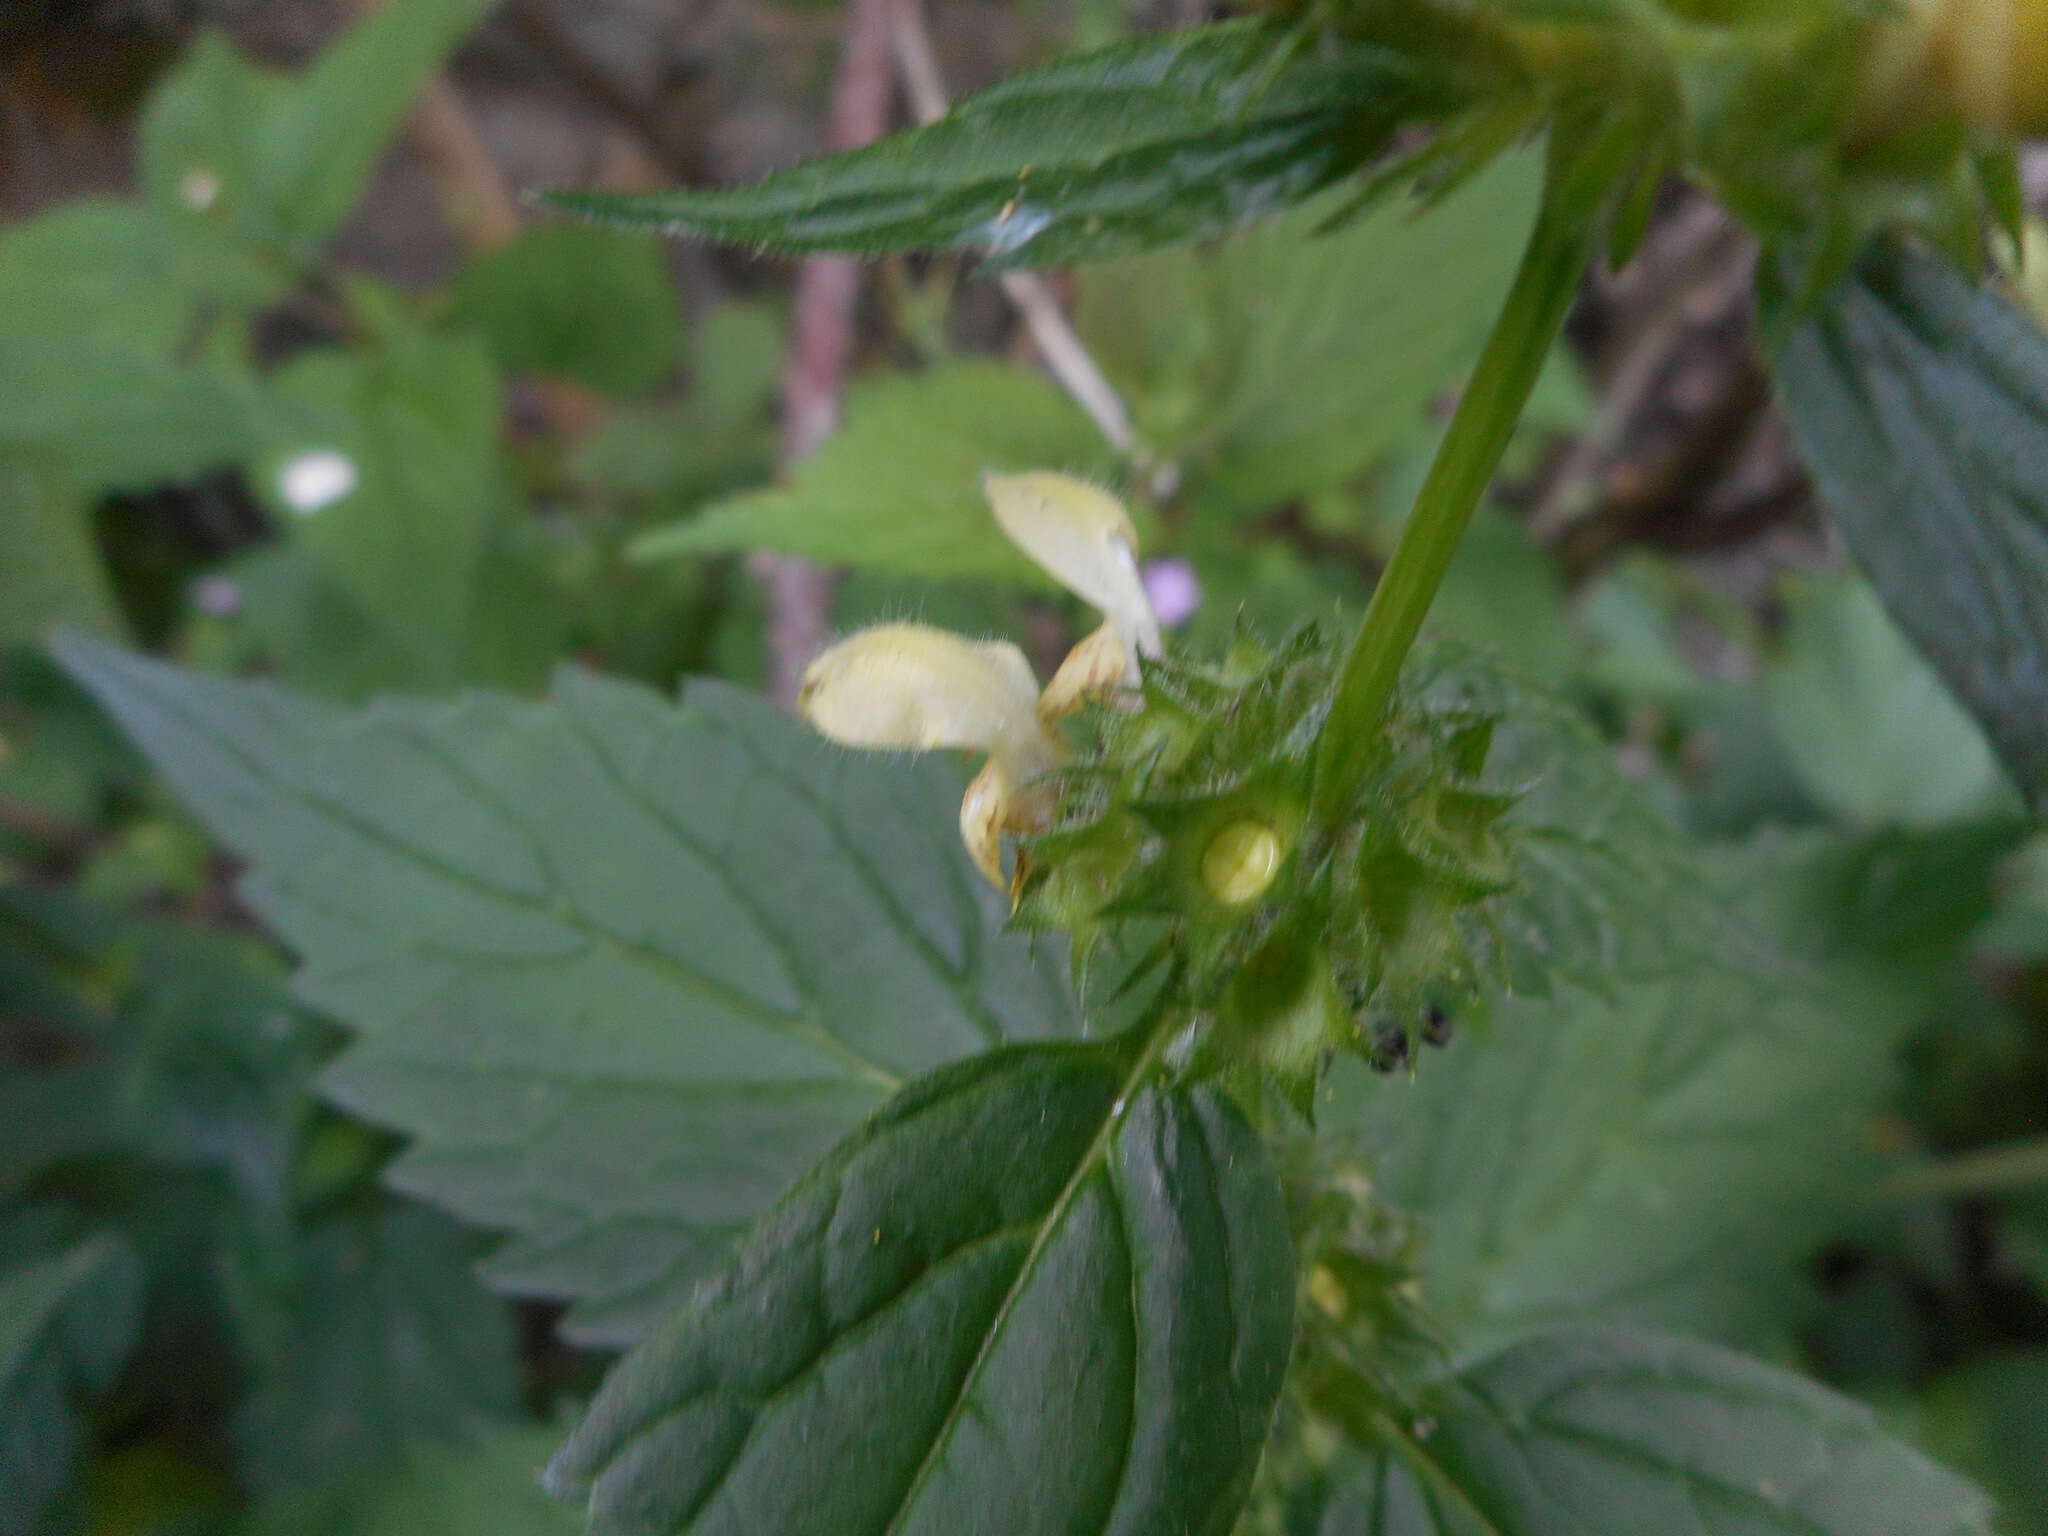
[758, 0, 897, 706]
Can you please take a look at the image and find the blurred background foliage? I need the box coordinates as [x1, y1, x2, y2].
[0, 1, 2045, 1533]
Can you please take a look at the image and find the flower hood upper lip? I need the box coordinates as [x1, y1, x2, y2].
[796, 471, 1165, 890]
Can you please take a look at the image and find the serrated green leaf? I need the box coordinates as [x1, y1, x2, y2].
[631, 362, 1115, 579]
[1770, 238, 2048, 815]
[1328, 826, 2011, 1355]
[542, 20, 1442, 268]
[0, 456, 122, 648]
[0, 1234, 145, 1536]
[233, 1205, 522, 1497]
[546, 1038, 1293, 1536]
[1291, 1327, 1993, 1536]
[447, 225, 685, 399]
[1764, 573, 2013, 825]
[1406, 647, 1709, 994]
[1077, 149, 1540, 510]
[53, 637, 1079, 1343]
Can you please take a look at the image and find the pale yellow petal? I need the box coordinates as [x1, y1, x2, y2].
[1038, 623, 1136, 720]
[983, 472, 1162, 666]
[799, 624, 1042, 757]
[958, 758, 1010, 892]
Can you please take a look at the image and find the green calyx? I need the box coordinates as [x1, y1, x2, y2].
[1016, 625, 1519, 1109]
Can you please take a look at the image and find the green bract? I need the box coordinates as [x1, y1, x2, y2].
[1022, 627, 1524, 1105]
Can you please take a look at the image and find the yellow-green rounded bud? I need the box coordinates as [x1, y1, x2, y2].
[1201, 820, 1283, 906]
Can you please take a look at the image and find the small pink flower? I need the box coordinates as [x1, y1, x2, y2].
[1143, 559, 1201, 629]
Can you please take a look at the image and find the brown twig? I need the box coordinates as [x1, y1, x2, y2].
[756, 0, 897, 706]
[505, 1, 679, 186]
[886, 0, 1137, 460]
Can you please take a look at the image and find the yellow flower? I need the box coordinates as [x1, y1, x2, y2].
[798, 473, 1162, 891]
[1856, 0, 2048, 140]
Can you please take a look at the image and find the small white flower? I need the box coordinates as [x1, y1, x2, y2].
[800, 472, 1166, 891]
[277, 450, 359, 516]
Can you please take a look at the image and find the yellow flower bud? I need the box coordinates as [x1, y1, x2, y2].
[1202, 819, 1284, 906]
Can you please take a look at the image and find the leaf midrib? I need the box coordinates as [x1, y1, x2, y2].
[119, 663, 900, 1092]
[875, 1022, 1172, 1536]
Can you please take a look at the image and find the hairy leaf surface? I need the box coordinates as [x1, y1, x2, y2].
[55, 638, 1078, 1343]
[541, 21, 1441, 267]
[1290, 1328, 1994, 1535]
[1331, 826, 2014, 1354]
[1773, 239, 2048, 813]
[546, 1040, 1293, 1536]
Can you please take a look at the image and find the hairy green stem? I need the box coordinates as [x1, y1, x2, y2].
[1310, 168, 1603, 826]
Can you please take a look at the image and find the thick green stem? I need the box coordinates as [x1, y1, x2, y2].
[1310, 173, 1601, 826]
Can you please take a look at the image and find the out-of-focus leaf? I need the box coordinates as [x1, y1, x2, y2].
[232, 1205, 522, 1497]
[1329, 825, 2012, 1355]
[541, 21, 1444, 268]
[140, 0, 499, 257]
[1772, 238, 2048, 814]
[546, 1040, 1292, 1536]
[1078, 150, 1540, 510]
[1978, 832, 2048, 957]
[1922, 1351, 2048, 1536]
[0, 457, 122, 647]
[256, 334, 506, 681]
[0, 202, 265, 354]
[1425, 509, 1573, 683]
[1285, 1327, 1994, 1536]
[447, 225, 685, 398]
[55, 638, 1079, 1344]
[136, 32, 285, 240]
[207, 529, 570, 700]
[571, 302, 782, 506]
[0, 1235, 145, 1536]
[241, 1423, 577, 1536]
[630, 362, 1115, 579]
[1407, 646, 1715, 997]
[0, 340, 279, 495]
[255, 0, 500, 249]
[1764, 574, 2012, 826]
